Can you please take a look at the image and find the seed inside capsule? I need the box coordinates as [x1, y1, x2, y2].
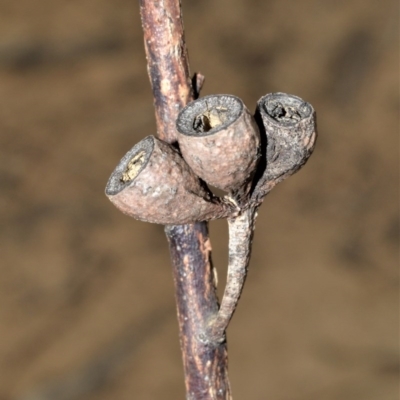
[193, 106, 228, 133]
[121, 151, 146, 183]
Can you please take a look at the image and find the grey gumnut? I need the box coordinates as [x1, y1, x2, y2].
[105, 136, 230, 225]
[176, 94, 261, 200]
[251, 92, 317, 205]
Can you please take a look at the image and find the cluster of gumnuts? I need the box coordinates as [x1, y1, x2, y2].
[105, 92, 317, 225]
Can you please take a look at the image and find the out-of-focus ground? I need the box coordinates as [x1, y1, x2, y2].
[0, 0, 398, 399]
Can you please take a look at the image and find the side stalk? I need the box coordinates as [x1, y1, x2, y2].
[207, 207, 257, 345]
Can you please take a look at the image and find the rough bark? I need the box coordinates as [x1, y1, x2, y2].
[165, 223, 231, 399]
[139, 0, 193, 144]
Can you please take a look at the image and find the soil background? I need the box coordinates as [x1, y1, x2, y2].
[0, 1, 398, 399]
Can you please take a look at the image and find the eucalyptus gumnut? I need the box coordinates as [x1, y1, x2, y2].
[252, 92, 317, 203]
[176, 94, 261, 199]
[105, 136, 229, 225]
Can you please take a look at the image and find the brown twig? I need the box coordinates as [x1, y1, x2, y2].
[139, 1, 232, 398]
[165, 223, 231, 399]
[139, 0, 192, 144]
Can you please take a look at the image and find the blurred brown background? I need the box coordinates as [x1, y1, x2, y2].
[0, 0, 398, 399]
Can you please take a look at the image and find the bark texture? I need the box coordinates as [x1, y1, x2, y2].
[140, 0, 193, 144]
[139, 1, 232, 398]
[166, 223, 232, 400]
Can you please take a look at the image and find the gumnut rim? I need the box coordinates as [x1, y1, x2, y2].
[260, 92, 313, 127]
[176, 94, 244, 136]
[106, 136, 154, 196]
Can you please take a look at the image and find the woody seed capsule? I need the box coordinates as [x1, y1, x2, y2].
[176, 94, 261, 199]
[105, 136, 229, 224]
[252, 92, 317, 203]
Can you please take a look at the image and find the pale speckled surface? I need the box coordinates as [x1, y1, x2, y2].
[106, 136, 229, 224]
[178, 95, 260, 196]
